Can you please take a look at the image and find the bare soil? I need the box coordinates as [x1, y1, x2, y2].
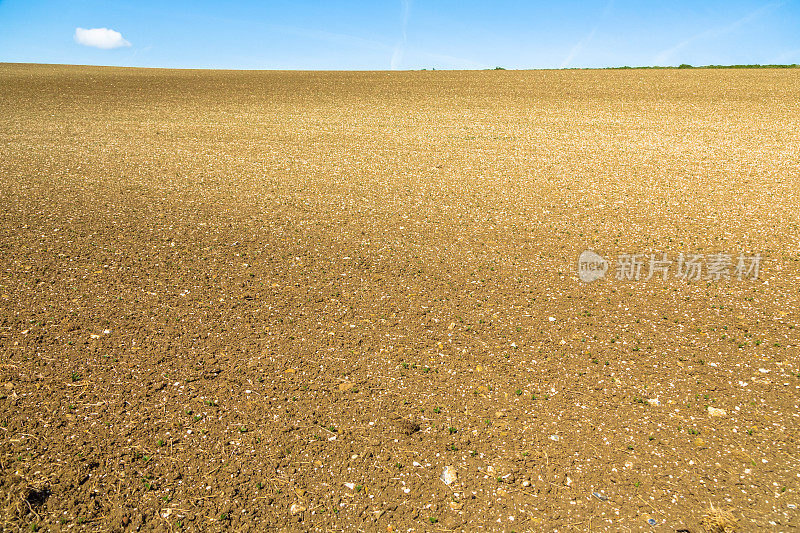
[1, 63, 799, 531]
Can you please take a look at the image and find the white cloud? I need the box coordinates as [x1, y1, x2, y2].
[74, 28, 131, 49]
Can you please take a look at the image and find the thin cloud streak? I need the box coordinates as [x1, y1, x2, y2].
[413, 49, 488, 69]
[391, 0, 411, 69]
[654, 1, 786, 65]
[560, 0, 613, 68]
[769, 47, 800, 63]
[273, 24, 391, 53]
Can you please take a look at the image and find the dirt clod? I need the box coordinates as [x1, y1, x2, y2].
[396, 419, 421, 436]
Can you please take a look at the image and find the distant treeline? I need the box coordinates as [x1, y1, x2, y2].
[479, 64, 799, 71]
[607, 64, 799, 69]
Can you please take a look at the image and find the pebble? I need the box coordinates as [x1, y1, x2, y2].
[708, 406, 727, 417]
[290, 503, 306, 515]
[440, 465, 458, 486]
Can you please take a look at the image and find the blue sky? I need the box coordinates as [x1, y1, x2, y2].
[1, 0, 798, 69]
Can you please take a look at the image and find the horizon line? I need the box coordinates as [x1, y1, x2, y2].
[2, 61, 799, 72]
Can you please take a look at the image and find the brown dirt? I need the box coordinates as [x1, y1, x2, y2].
[1, 63, 799, 531]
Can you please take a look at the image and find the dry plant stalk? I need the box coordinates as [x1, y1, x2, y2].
[701, 504, 738, 533]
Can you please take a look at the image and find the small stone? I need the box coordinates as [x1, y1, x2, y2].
[344, 482, 355, 490]
[290, 503, 306, 515]
[708, 406, 727, 417]
[440, 465, 457, 486]
[522, 480, 531, 487]
[646, 398, 660, 406]
[449, 501, 464, 511]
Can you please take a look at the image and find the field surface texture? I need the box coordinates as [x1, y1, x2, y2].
[1, 64, 799, 531]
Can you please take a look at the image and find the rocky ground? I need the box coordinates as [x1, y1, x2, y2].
[1, 63, 799, 531]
